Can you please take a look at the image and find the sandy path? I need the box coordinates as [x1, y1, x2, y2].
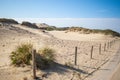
[110, 63, 120, 80]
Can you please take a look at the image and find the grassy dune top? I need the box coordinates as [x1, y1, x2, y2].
[0, 18, 18, 24]
[67, 27, 120, 37]
[0, 18, 119, 37]
[46, 27, 120, 37]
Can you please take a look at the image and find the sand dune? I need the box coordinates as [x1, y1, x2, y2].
[0, 24, 120, 80]
[48, 31, 114, 41]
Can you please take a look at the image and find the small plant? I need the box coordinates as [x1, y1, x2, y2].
[10, 43, 33, 66]
[36, 47, 55, 69]
[65, 62, 73, 67]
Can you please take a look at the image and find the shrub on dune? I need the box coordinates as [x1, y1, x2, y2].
[36, 47, 55, 69]
[10, 43, 55, 69]
[10, 43, 33, 66]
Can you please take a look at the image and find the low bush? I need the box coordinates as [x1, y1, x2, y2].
[10, 43, 33, 66]
[36, 47, 55, 69]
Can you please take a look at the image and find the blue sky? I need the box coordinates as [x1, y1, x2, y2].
[0, 0, 120, 32]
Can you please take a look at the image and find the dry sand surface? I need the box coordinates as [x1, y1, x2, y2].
[48, 31, 112, 41]
[110, 64, 120, 80]
[0, 24, 120, 80]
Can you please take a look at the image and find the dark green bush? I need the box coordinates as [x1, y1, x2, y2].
[10, 43, 33, 66]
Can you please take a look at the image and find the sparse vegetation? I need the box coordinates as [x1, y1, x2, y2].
[0, 18, 18, 24]
[46, 26, 56, 31]
[56, 27, 69, 31]
[10, 43, 55, 69]
[21, 21, 38, 29]
[10, 43, 33, 66]
[45, 26, 69, 31]
[45, 26, 120, 37]
[66, 27, 120, 37]
[36, 47, 55, 69]
[103, 29, 120, 37]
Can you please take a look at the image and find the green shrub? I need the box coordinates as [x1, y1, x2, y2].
[46, 26, 57, 31]
[36, 47, 55, 69]
[10, 43, 33, 66]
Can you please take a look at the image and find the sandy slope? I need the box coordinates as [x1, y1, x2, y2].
[48, 31, 113, 41]
[0, 24, 120, 80]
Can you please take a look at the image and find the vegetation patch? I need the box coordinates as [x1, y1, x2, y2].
[67, 27, 120, 37]
[0, 18, 18, 24]
[36, 47, 55, 69]
[10, 43, 33, 66]
[21, 21, 38, 29]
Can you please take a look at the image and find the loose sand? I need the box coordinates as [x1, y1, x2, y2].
[0, 24, 120, 80]
[110, 64, 120, 80]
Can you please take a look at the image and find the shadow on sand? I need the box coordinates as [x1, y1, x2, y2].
[35, 52, 89, 80]
[36, 61, 89, 80]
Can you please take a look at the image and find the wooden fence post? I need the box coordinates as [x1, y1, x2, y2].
[111, 41, 113, 47]
[104, 43, 106, 51]
[99, 44, 101, 55]
[110, 41, 111, 48]
[32, 49, 36, 80]
[91, 46, 93, 59]
[75, 46, 77, 65]
[108, 42, 110, 49]
[107, 42, 109, 49]
[111, 40, 114, 46]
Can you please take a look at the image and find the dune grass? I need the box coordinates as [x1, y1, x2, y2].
[36, 47, 55, 69]
[10, 43, 33, 66]
[10, 44, 55, 69]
